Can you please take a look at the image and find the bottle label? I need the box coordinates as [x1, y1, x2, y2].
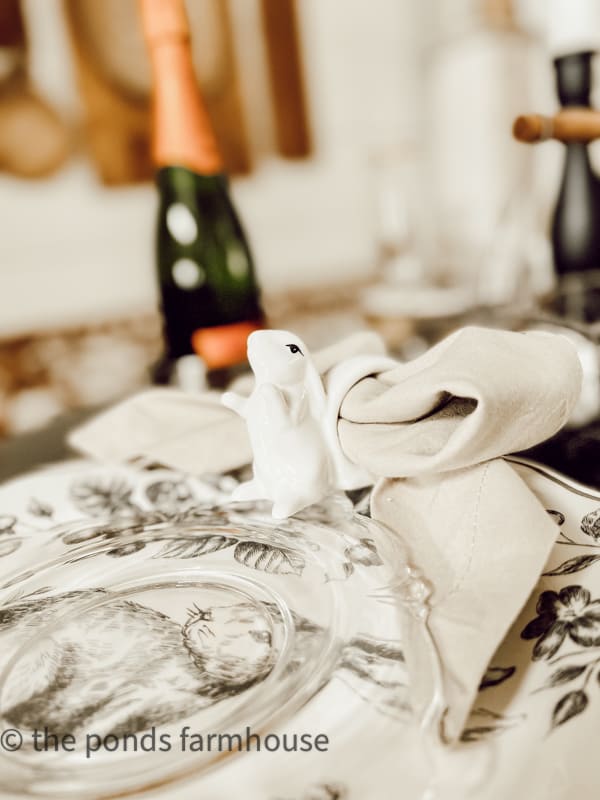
[192, 320, 263, 369]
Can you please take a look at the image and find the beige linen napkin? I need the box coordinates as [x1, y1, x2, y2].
[69, 326, 582, 742]
[337, 326, 582, 740]
[68, 330, 387, 477]
[337, 325, 578, 476]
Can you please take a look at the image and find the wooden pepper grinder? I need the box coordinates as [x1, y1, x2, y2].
[514, 51, 600, 277]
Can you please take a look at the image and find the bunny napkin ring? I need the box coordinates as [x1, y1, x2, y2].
[222, 330, 397, 518]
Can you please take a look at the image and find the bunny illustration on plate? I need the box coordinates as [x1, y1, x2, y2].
[222, 330, 334, 518]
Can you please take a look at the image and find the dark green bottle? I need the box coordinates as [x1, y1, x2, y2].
[155, 167, 263, 373]
[140, 0, 263, 384]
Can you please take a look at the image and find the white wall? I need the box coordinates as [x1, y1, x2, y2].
[0, 0, 571, 338]
[0, 0, 426, 338]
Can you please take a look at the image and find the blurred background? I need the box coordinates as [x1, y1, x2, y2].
[0, 0, 598, 463]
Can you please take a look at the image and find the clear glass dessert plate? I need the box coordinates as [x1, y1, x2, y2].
[0, 494, 423, 799]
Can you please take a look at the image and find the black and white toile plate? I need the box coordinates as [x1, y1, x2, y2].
[2, 458, 600, 800]
[0, 461, 425, 800]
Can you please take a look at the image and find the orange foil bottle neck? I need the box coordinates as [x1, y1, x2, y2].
[138, 0, 224, 175]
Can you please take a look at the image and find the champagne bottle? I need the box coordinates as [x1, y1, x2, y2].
[138, 0, 263, 385]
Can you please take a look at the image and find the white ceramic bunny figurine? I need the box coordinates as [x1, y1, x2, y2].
[222, 330, 335, 518]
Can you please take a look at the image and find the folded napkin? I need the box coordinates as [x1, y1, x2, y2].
[337, 326, 579, 476]
[68, 331, 389, 478]
[69, 326, 582, 743]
